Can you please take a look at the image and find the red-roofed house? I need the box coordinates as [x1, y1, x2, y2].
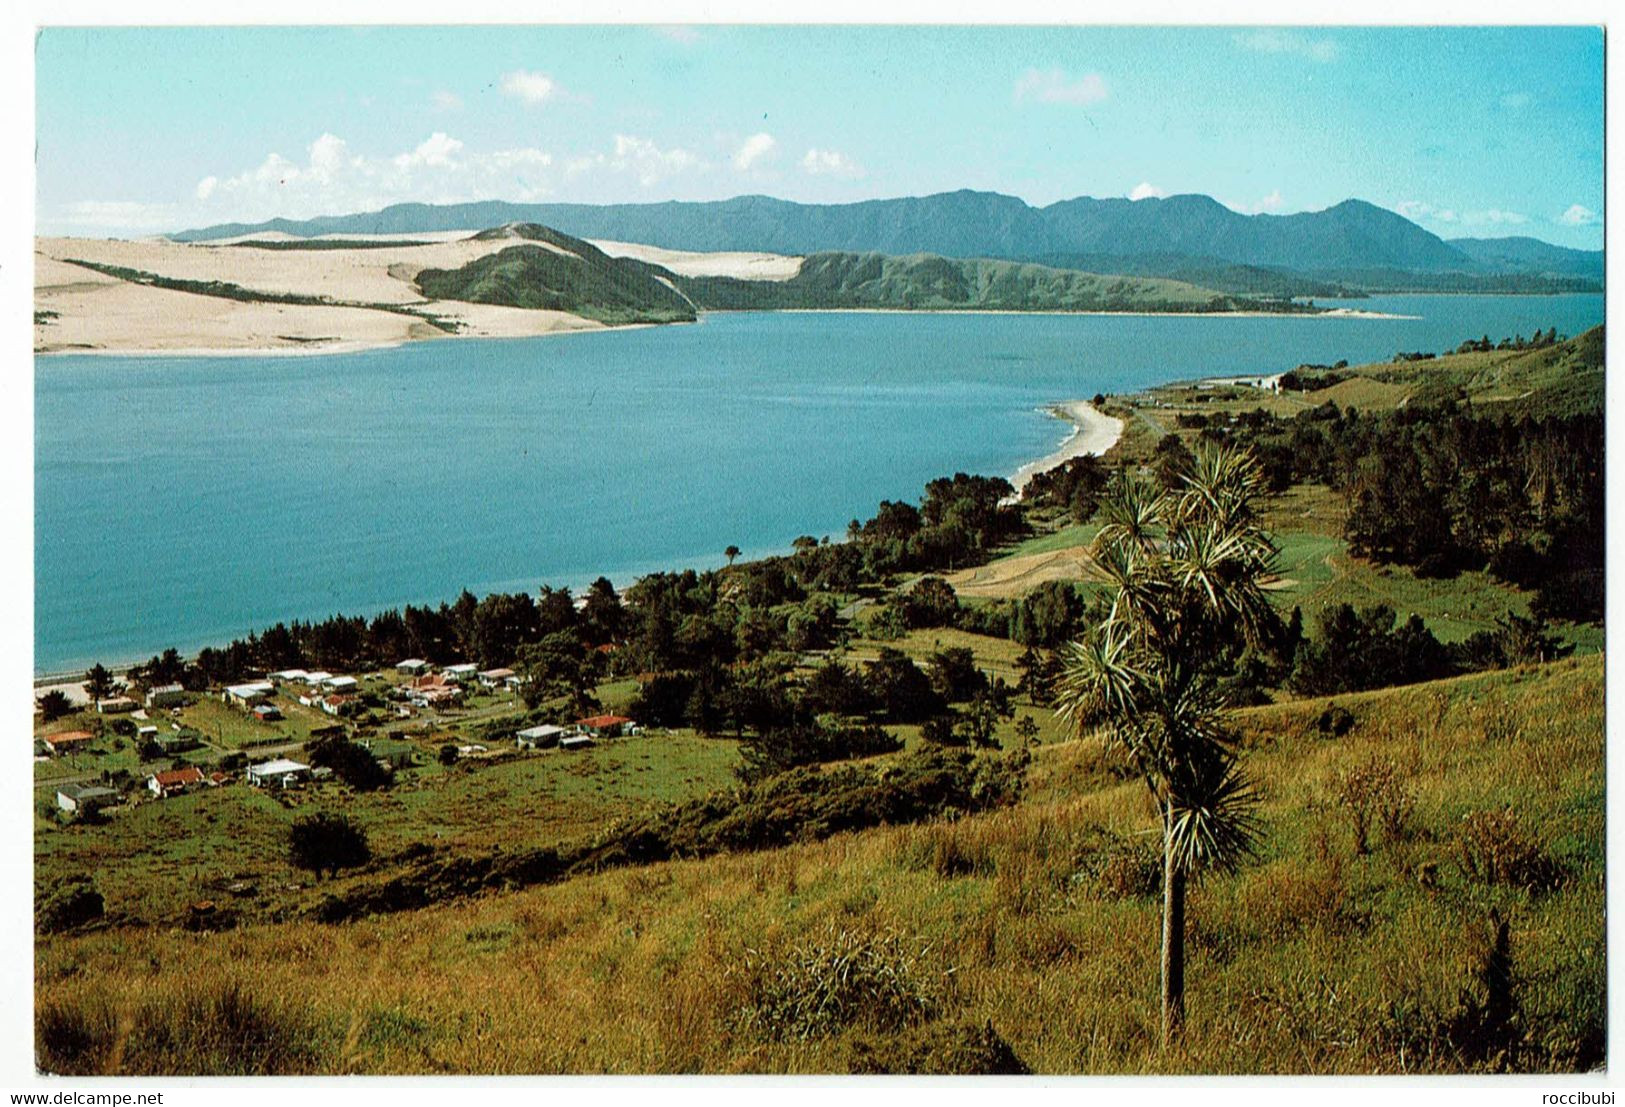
[148, 766, 206, 798]
[575, 714, 634, 738]
[43, 731, 95, 756]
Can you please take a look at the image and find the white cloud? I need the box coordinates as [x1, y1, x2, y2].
[1398, 200, 1458, 224]
[1128, 182, 1167, 201]
[1465, 209, 1528, 226]
[500, 69, 558, 106]
[1558, 204, 1601, 227]
[1013, 67, 1108, 105]
[801, 148, 865, 178]
[1500, 92, 1532, 110]
[1232, 30, 1340, 63]
[431, 90, 464, 112]
[733, 132, 777, 171]
[1254, 189, 1284, 213]
[195, 176, 218, 201]
[566, 134, 706, 188]
[655, 25, 701, 44]
[393, 132, 463, 170]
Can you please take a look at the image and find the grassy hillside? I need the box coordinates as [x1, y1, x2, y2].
[35, 656, 1603, 1074]
[679, 251, 1283, 314]
[414, 225, 697, 325]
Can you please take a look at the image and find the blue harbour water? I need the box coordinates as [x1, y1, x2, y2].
[35, 294, 1604, 673]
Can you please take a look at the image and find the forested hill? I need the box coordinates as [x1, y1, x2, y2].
[171, 191, 1603, 294]
[675, 251, 1273, 314]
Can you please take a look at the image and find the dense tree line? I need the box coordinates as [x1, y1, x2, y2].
[1198, 400, 1602, 622]
[118, 469, 1030, 696]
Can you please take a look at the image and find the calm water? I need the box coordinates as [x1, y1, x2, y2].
[35, 294, 1603, 673]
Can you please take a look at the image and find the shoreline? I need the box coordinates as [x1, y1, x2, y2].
[1009, 401, 1126, 500]
[33, 304, 1418, 359]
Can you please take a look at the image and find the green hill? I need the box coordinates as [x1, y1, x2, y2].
[414, 224, 697, 325]
[680, 251, 1277, 314]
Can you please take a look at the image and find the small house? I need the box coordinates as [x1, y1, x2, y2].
[146, 683, 187, 708]
[575, 714, 634, 739]
[247, 758, 310, 789]
[148, 766, 205, 798]
[303, 671, 334, 688]
[43, 731, 95, 756]
[320, 694, 351, 717]
[56, 783, 118, 815]
[224, 683, 272, 707]
[322, 675, 359, 695]
[396, 659, 429, 674]
[253, 703, 282, 721]
[517, 724, 569, 750]
[136, 725, 159, 741]
[478, 667, 516, 689]
[442, 663, 478, 684]
[96, 696, 137, 714]
[559, 735, 595, 751]
[268, 669, 309, 686]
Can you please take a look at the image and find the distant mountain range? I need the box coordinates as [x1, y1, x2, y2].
[414, 223, 1287, 317]
[171, 191, 1603, 295]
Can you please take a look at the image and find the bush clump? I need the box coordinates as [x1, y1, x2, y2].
[37, 878, 105, 935]
[736, 927, 941, 1042]
[1456, 809, 1565, 894]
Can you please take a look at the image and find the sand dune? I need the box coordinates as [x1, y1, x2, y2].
[33, 234, 627, 355]
[589, 239, 804, 281]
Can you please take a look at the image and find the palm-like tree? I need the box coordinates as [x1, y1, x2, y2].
[724, 545, 741, 567]
[1058, 443, 1277, 1046]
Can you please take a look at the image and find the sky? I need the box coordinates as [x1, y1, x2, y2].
[34, 24, 1605, 248]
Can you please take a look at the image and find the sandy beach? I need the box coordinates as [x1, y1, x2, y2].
[1010, 400, 1125, 497]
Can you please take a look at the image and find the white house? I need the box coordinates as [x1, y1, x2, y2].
[396, 659, 429, 674]
[442, 664, 478, 684]
[247, 758, 310, 789]
[517, 723, 569, 749]
[145, 683, 187, 708]
[478, 667, 516, 689]
[224, 683, 272, 707]
[322, 675, 360, 695]
[96, 696, 137, 714]
[56, 783, 118, 815]
[303, 671, 334, 688]
[268, 669, 309, 685]
[147, 766, 205, 798]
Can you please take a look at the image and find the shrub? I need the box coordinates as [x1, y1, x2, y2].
[1316, 705, 1355, 739]
[1456, 809, 1565, 893]
[37, 878, 104, 934]
[1335, 755, 1413, 855]
[735, 927, 940, 1041]
[288, 813, 371, 880]
[1085, 836, 1162, 900]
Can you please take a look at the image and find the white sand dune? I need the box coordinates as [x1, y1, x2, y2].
[32, 234, 625, 355]
[589, 239, 803, 281]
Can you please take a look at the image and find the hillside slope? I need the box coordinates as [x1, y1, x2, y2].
[36, 656, 1603, 1074]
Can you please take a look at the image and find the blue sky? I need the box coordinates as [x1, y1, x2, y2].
[35, 24, 1604, 247]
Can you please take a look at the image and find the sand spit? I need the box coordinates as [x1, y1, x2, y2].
[1011, 401, 1126, 497]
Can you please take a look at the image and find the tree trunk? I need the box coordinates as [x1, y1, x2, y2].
[1161, 808, 1187, 1047]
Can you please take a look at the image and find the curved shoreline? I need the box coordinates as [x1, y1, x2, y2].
[1010, 401, 1126, 498]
